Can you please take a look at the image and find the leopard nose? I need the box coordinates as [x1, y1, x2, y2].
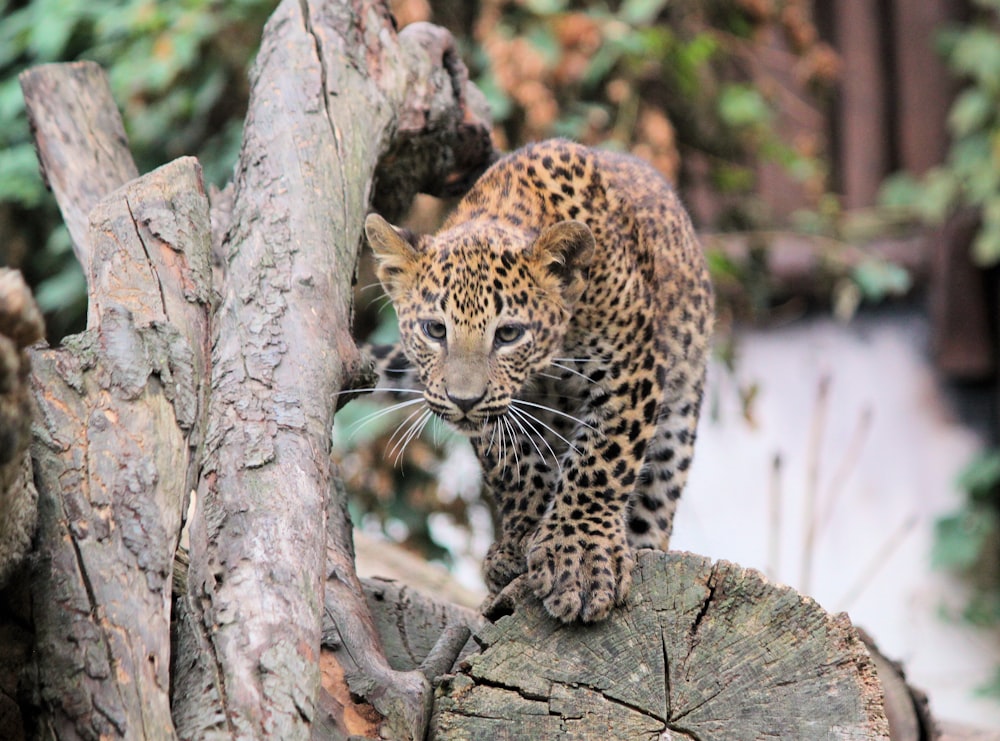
[447, 389, 485, 413]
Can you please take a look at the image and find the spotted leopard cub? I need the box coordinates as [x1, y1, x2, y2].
[364, 139, 713, 623]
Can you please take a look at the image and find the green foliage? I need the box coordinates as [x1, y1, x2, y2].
[846, 258, 911, 303]
[474, 0, 827, 223]
[717, 83, 771, 129]
[878, 7, 1000, 266]
[934, 507, 997, 573]
[0, 0, 273, 338]
[934, 450, 1000, 635]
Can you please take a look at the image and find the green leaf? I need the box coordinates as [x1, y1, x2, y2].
[950, 26, 1000, 91]
[0, 144, 46, 206]
[619, 0, 670, 26]
[976, 667, 1000, 699]
[525, 24, 561, 67]
[851, 259, 912, 301]
[717, 84, 771, 128]
[33, 262, 86, 313]
[521, 0, 567, 14]
[877, 172, 923, 209]
[950, 132, 1000, 203]
[948, 88, 995, 137]
[0, 6, 33, 68]
[973, 220, 1000, 265]
[474, 71, 512, 122]
[959, 450, 1000, 499]
[28, 0, 86, 60]
[917, 167, 959, 223]
[933, 507, 997, 570]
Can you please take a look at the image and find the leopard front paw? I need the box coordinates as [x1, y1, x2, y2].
[483, 537, 528, 595]
[525, 519, 635, 623]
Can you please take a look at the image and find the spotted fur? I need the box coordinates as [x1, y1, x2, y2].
[363, 139, 713, 623]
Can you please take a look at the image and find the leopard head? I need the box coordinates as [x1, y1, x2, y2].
[365, 213, 594, 434]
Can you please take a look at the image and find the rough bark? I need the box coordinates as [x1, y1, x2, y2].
[15, 59, 212, 741]
[20, 61, 139, 266]
[170, 1, 493, 738]
[27, 158, 212, 741]
[0, 269, 45, 741]
[432, 551, 890, 740]
[0, 270, 44, 588]
[315, 574, 483, 739]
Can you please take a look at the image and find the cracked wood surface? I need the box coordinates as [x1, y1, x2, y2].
[172, 1, 495, 738]
[432, 550, 890, 740]
[28, 158, 212, 741]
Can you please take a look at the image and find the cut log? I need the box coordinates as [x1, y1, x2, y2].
[432, 551, 890, 740]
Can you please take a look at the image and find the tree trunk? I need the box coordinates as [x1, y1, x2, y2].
[832, 0, 889, 209]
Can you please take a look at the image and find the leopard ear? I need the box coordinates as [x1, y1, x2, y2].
[365, 213, 419, 296]
[529, 220, 595, 305]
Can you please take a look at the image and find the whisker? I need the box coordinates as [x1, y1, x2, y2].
[431, 414, 441, 447]
[511, 398, 595, 431]
[549, 361, 593, 383]
[333, 387, 422, 397]
[552, 357, 596, 363]
[509, 404, 582, 456]
[346, 397, 426, 433]
[405, 410, 434, 460]
[499, 416, 507, 464]
[483, 416, 498, 457]
[389, 408, 431, 465]
[504, 416, 520, 483]
[508, 406, 562, 467]
[534, 372, 563, 381]
[506, 410, 548, 467]
[386, 405, 429, 453]
[364, 292, 394, 311]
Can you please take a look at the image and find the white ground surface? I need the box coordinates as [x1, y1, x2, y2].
[673, 311, 1000, 729]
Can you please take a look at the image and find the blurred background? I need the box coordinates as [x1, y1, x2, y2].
[2, 0, 999, 728]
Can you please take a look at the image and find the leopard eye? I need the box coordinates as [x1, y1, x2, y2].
[420, 320, 447, 341]
[494, 323, 526, 345]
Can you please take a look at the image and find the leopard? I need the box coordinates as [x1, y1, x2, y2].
[361, 138, 713, 623]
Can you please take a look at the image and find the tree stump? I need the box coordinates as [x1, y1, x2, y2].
[432, 551, 890, 740]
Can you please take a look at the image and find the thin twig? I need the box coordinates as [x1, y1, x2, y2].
[767, 453, 783, 582]
[837, 515, 919, 611]
[816, 406, 873, 537]
[800, 375, 830, 594]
